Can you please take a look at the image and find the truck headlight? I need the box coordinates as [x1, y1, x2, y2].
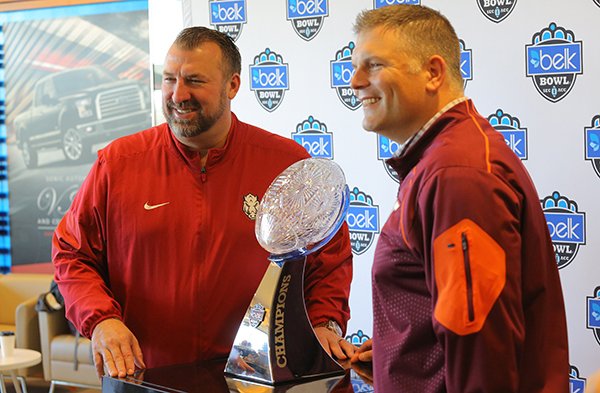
[75, 98, 93, 118]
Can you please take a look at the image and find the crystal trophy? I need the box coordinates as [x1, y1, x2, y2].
[224, 158, 349, 385]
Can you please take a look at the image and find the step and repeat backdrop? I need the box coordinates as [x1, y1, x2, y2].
[184, 0, 600, 388]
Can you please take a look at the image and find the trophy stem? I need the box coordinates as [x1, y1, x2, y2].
[225, 257, 344, 385]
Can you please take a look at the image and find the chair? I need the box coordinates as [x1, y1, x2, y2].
[0, 273, 53, 390]
[37, 308, 100, 392]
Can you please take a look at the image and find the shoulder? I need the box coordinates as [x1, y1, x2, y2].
[236, 118, 309, 160]
[97, 123, 169, 163]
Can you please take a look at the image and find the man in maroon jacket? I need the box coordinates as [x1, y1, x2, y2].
[52, 27, 354, 379]
[349, 5, 569, 392]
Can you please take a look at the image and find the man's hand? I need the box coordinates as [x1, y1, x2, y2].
[350, 338, 372, 363]
[314, 326, 355, 361]
[91, 318, 145, 379]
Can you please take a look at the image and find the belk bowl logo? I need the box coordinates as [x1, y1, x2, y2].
[374, 0, 420, 8]
[487, 109, 528, 160]
[570, 365, 587, 393]
[292, 116, 333, 159]
[250, 48, 289, 112]
[526, 23, 583, 103]
[541, 191, 586, 269]
[209, 0, 247, 42]
[347, 187, 380, 255]
[351, 369, 375, 392]
[346, 329, 370, 347]
[476, 0, 517, 23]
[584, 115, 600, 178]
[460, 39, 473, 89]
[377, 134, 400, 182]
[287, 0, 328, 41]
[331, 42, 361, 111]
[587, 287, 600, 347]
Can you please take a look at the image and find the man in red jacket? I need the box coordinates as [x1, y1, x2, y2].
[52, 27, 354, 379]
[349, 5, 569, 392]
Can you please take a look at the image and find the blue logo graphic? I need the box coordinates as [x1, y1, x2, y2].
[476, 0, 517, 23]
[331, 42, 361, 111]
[374, 0, 420, 8]
[587, 287, 600, 348]
[570, 366, 587, 393]
[526, 23, 583, 102]
[209, 0, 247, 42]
[347, 187, 380, 255]
[351, 369, 375, 392]
[346, 329, 370, 347]
[460, 39, 473, 88]
[377, 134, 400, 182]
[541, 191, 586, 269]
[584, 115, 600, 178]
[291, 116, 333, 159]
[287, 0, 328, 41]
[488, 109, 528, 160]
[250, 49, 289, 112]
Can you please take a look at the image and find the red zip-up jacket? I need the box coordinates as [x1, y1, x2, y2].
[371, 100, 569, 392]
[52, 114, 353, 368]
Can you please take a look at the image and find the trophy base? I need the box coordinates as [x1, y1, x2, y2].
[224, 257, 344, 385]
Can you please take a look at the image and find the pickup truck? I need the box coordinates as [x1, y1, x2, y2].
[13, 66, 152, 168]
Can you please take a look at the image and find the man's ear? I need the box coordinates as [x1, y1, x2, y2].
[424, 55, 446, 93]
[227, 73, 241, 99]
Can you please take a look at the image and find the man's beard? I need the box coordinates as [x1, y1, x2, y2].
[163, 94, 227, 138]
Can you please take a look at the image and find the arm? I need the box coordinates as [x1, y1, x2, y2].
[420, 167, 524, 392]
[52, 159, 144, 377]
[303, 223, 353, 359]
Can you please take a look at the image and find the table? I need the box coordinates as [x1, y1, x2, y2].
[0, 348, 42, 393]
[102, 359, 374, 392]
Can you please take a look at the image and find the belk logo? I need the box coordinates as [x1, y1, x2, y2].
[584, 115, 600, 178]
[541, 191, 586, 269]
[476, 0, 517, 23]
[487, 109, 528, 160]
[209, 0, 247, 42]
[351, 369, 375, 392]
[249, 303, 266, 328]
[587, 287, 600, 348]
[374, 0, 420, 8]
[526, 23, 583, 103]
[292, 116, 333, 159]
[460, 39, 473, 89]
[250, 48, 290, 112]
[569, 365, 587, 393]
[346, 329, 370, 347]
[286, 0, 328, 41]
[377, 134, 400, 182]
[243, 193, 259, 220]
[331, 42, 360, 110]
[347, 187, 380, 255]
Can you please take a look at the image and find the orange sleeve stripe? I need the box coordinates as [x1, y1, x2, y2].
[465, 101, 491, 173]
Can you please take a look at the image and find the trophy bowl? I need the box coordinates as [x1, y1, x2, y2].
[255, 158, 349, 262]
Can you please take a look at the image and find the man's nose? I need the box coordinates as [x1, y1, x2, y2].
[172, 80, 191, 104]
[350, 68, 367, 92]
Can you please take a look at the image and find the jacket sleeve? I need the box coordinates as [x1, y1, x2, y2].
[52, 158, 122, 339]
[302, 222, 353, 334]
[419, 166, 525, 392]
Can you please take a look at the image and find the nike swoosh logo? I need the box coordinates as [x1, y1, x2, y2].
[144, 201, 170, 210]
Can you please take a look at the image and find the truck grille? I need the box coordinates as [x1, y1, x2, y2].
[97, 86, 145, 119]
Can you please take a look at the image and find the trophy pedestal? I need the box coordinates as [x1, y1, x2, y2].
[225, 257, 344, 385]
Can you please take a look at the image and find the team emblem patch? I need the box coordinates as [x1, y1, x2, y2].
[208, 0, 247, 42]
[476, 0, 517, 23]
[249, 303, 266, 328]
[243, 193, 260, 220]
[286, 0, 328, 41]
[526, 23, 583, 103]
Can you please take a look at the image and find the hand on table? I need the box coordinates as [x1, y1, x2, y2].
[91, 318, 145, 379]
[350, 338, 373, 385]
[314, 326, 356, 361]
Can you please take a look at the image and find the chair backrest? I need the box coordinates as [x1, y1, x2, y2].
[0, 273, 53, 325]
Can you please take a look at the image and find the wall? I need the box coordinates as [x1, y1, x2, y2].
[181, 0, 600, 387]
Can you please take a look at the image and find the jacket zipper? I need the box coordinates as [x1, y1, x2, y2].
[461, 232, 475, 322]
[201, 167, 207, 182]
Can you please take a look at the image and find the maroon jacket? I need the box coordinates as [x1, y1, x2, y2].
[52, 114, 353, 368]
[371, 100, 569, 392]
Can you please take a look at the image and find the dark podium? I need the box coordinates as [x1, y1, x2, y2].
[101, 359, 373, 393]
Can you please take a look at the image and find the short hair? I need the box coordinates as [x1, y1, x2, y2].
[173, 27, 242, 77]
[354, 5, 462, 86]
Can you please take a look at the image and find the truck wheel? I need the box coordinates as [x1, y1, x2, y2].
[62, 128, 89, 163]
[21, 141, 39, 169]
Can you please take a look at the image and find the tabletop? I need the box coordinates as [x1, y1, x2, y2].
[0, 348, 42, 371]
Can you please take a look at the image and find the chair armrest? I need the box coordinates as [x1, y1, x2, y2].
[38, 309, 71, 381]
[15, 296, 41, 350]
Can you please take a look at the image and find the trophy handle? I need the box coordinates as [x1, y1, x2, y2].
[225, 257, 344, 385]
